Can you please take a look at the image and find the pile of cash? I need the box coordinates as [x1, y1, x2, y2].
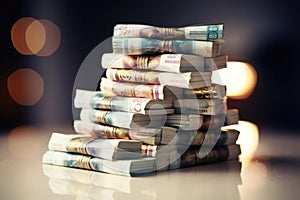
[42, 23, 241, 176]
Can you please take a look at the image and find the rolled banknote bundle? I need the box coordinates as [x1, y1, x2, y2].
[112, 37, 223, 57]
[113, 24, 224, 41]
[80, 109, 168, 129]
[160, 127, 240, 146]
[74, 89, 173, 114]
[172, 144, 241, 169]
[101, 53, 228, 72]
[105, 68, 212, 89]
[42, 151, 156, 176]
[100, 78, 183, 100]
[47, 132, 142, 160]
[73, 120, 162, 145]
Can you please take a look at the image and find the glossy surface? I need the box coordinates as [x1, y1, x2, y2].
[0, 125, 300, 200]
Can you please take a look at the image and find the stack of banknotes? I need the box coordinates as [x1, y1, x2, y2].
[42, 23, 241, 176]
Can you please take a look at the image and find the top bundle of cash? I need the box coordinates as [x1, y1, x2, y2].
[113, 24, 224, 41]
[112, 37, 223, 57]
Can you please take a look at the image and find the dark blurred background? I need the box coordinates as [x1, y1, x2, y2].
[1, 0, 300, 133]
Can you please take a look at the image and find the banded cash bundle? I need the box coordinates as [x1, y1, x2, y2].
[74, 89, 173, 114]
[173, 98, 226, 115]
[73, 120, 162, 145]
[80, 109, 168, 129]
[47, 132, 142, 160]
[106, 68, 212, 89]
[170, 144, 241, 169]
[113, 24, 224, 41]
[100, 78, 183, 100]
[112, 37, 223, 57]
[102, 53, 228, 72]
[160, 127, 240, 146]
[42, 151, 156, 177]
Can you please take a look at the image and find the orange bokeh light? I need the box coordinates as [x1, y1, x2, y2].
[212, 62, 258, 99]
[7, 68, 44, 106]
[36, 19, 61, 56]
[223, 120, 259, 160]
[11, 17, 61, 56]
[25, 19, 46, 54]
[11, 17, 36, 55]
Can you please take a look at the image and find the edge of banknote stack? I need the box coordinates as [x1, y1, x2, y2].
[42, 23, 242, 177]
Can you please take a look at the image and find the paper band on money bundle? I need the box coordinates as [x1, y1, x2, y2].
[100, 78, 183, 100]
[113, 24, 224, 41]
[183, 84, 226, 99]
[102, 53, 228, 72]
[74, 89, 173, 114]
[112, 37, 223, 57]
[48, 132, 142, 160]
[105, 68, 212, 89]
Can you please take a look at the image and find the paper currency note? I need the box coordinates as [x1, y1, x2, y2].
[47, 132, 142, 160]
[42, 151, 156, 176]
[80, 108, 165, 129]
[100, 78, 174, 100]
[75, 89, 156, 114]
[74, 120, 162, 144]
[80, 109, 136, 129]
[106, 69, 211, 88]
[113, 24, 224, 41]
[112, 37, 222, 57]
[73, 120, 131, 139]
[102, 53, 228, 73]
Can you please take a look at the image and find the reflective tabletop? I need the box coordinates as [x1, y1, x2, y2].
[0, 122, 300, 200]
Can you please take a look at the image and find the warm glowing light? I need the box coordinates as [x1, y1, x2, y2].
[36, 19, 61, 56]
[7, 68, 44, 106]
[8, 126, 42, 159]
[225, 120, 259, 160]
[238, 161, 268, 198]
[25, 19, 46, 54]
[11, 17, 61, 56]
[212, 62, 257, 99]
[11, 17, 36, 55]
[236, 121, 259, 160]
[241, 161, 267, 188]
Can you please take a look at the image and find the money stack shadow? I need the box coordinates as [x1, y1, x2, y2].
[42, 23, 242, 176]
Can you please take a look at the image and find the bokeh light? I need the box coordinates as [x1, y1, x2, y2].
[7, 68, 44, 106]
[212, 62, 257, 99]
[224, 120, 259, 160]
[11, 17, 36, 55]
[36, 19, 61, 56]
[11, 17, 61, 56]
[25, 19, 46, 54]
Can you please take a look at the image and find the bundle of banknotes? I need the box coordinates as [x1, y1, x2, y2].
[42, 23, 242, 176]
